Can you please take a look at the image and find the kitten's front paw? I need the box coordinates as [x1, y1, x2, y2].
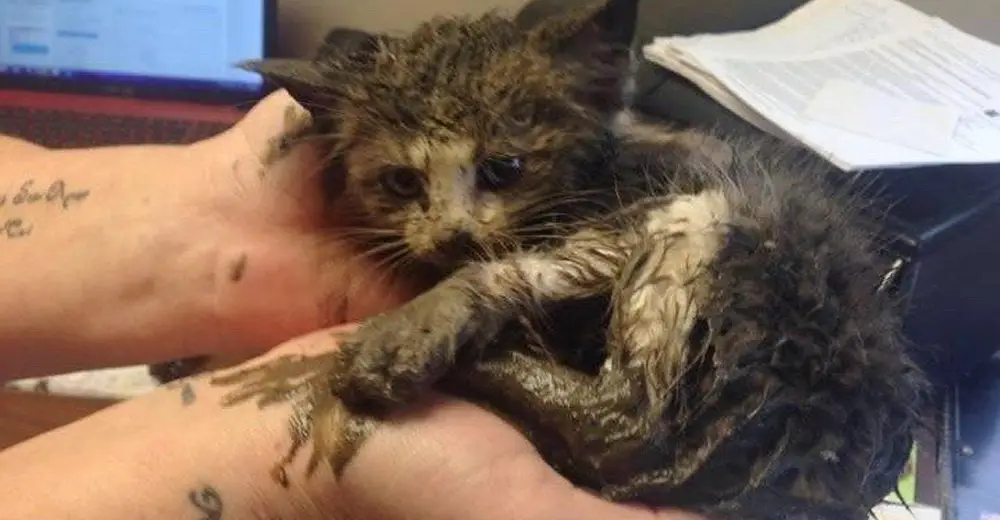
[333, 282, 502, 411]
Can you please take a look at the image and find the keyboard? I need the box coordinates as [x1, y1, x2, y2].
[0, 106, 232, 149]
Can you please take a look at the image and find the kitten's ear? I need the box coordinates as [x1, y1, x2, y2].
[315, 27, 383, 63]
[238, 58, 331, 114]
[525, 0, 638, 113]
[524, 0, 638, 60]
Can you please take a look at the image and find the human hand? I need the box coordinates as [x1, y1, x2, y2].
[0, 326, 704, 520]
[186, 90, 422, 361]
[215, 331, 701, 520]
[0, 90, 420, 380]
[338, 392, 699, 520]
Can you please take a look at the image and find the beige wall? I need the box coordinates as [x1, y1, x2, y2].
[906, 0, 998, 44]
[275, 0, 999, 58]
[277, 0, 532, 57]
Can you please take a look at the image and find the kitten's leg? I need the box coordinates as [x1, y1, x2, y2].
[451, 350, 787, 510]
[334, 188, 729, 410]
[605, 189, 731, 411]
[207, 224, 632, 480]
[442, 350, 651, 486]
[449, 189, 735, 490]
[590, 188, 742, 504]
[333, 225, 635, 411]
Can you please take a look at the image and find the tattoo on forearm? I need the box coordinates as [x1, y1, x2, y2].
[1, 217, 31, 239]
[188, 485, 223, 520]
[0, 179, 90, 240]
[180, 381, 197, 406]
[3, 179, 90, 209]
[162, 375, 199, 406]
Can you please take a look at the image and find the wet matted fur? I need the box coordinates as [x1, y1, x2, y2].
[209, 1, 928, 519]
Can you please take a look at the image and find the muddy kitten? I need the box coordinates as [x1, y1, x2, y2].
[150, 4, 635, 383]
[148, 3, 634, 384]
[251, 11, 639, 276]
[210, 1, 927, 519]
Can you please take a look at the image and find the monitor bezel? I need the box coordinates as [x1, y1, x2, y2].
[0, 0, 278, 105]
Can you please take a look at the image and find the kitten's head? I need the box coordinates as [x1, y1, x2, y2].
[244, 0, 637, 269]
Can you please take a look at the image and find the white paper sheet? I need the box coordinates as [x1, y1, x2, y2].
[642, 0, 1000, 170]
[803, 79, 960, 156]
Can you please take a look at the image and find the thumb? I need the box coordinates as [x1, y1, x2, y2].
[230, 89, 310, 158]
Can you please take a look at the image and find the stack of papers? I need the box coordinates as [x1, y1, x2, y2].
[642, 0, 1000, 171]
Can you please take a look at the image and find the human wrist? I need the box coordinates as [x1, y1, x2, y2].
[0, 143, 235, 379]
[0, 360, 346, 520]
[0, 134, 48, 155]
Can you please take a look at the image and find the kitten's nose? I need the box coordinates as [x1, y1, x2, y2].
[435, 231, 476, 258]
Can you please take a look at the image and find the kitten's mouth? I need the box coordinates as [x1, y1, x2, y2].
[411, 235, 502, 271]
[413, 248, 476, 270]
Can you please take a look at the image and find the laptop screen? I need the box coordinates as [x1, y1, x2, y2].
[0, 0, 266, 93]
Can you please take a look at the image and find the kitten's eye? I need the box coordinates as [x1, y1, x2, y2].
[379, 166, 424, 199]
[477, 156, 524, 191]
[509, 106, 535, 128]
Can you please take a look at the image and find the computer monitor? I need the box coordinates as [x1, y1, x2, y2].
[0, 0, 277, 104]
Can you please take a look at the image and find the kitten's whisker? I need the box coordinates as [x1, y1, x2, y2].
[513, 217, 585, 234]
[520, 206, 620, 227]
[515, 215, 581, 228]
[512, 234, 579, 242]
[360, 241, 410, 262]
[518, 191, 611, 212]
[512, 198, 620, 227]
[372, 246, 414, 275]
[335, 227, 405, 239]
[511, 223, 574, 233]
[474, 237, 515, 262]
[339, 246, 411, 283]
[324, 237, 410, 267]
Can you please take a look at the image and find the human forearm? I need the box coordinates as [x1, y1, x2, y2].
[0, 91, 419, 381]
[0, 133, 47, 155]
[0, 362, 343, 519]
[1, 325, 695, 520]
[0, 143, 231, 380]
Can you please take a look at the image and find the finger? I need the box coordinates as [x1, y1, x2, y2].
[257, 324, 357, 361]
[203, 325, 353, 384]
[221, 89, 324, 211]
[233, 89, 311, 157]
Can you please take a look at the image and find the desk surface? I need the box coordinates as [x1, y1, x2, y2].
[0, 390, 116, 451]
